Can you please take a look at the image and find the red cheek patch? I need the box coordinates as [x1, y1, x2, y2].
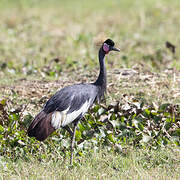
[103, 43, 109, 53]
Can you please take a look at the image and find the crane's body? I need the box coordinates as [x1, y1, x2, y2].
[27, 39, 120, 165]
[28, 83, 100, 141]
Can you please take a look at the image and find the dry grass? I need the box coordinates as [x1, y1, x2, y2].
[1, 68, 179, 116]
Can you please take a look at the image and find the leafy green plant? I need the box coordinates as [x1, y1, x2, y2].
[0, 95, 179, 161]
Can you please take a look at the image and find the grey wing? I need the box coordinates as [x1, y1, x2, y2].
[43, 84, 98, 128]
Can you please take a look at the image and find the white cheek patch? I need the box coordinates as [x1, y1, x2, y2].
[51, 101, 91, 129]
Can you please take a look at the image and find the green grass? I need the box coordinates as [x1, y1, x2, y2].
[0, 0, 180, 179]
[1, 146, 179, 179]
[0, 0, 180, 78]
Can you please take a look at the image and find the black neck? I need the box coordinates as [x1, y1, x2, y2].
[94, 47, 106, 91]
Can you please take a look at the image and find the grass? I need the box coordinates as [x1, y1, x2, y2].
[1, 146, 179, 180]
[0, 0, 180, 76]
[0, 0, 180, 179]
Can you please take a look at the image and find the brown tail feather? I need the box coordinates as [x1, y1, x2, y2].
[27, 111, 55, 141]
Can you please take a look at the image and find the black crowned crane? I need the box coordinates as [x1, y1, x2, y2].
[27, 39, 120, 165]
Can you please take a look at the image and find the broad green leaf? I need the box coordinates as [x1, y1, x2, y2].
[120, 116, 125, 122]
[75, 130, 82, 141]
[145, 109, 150, 115]
[166, 118, 172, 123]
[160, 103, 170, 111]
[78, 151, 83, 156]
[164, 112, 170, 117]
[138, 123, 144, 131]
[0, 99, 6, 106]
[49, 71, 56, 77]
[78, 123, 85, 132]
[132, 113, 136, 119]
[110, 113, 116, 120]
[0, 125, 4, 133]
[107, 133, 115, 143]
[93, 105, 100, 112]
[164, 123, 171, 131]
[172, 129, 180, 137]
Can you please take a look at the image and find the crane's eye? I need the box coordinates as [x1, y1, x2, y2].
[103, 43, 109, 53]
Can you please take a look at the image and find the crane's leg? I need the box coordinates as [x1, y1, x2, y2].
[63, 125, 73, 136]
[70, 121, 78, 165]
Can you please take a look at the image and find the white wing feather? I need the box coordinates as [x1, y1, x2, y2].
[51, 100, 90, 129]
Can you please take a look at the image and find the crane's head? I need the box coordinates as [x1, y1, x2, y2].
[102, 39, 120, 54]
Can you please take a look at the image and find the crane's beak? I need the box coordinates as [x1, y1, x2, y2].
[112, 47, 120, 52]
